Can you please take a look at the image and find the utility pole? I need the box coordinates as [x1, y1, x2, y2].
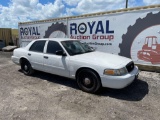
[126, 0, 128, 8]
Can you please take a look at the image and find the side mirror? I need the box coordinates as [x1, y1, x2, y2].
[55, 50, 67, 56]
[90, 47, 97, 51]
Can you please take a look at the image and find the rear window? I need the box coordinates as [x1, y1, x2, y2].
[29, 40, 46, 53]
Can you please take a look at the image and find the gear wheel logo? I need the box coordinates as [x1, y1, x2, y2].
[119, 12, 160, 61]
[44, 22, 67, 38]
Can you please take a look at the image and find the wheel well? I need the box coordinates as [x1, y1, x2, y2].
[76, 67, 101, 80]
[19, 58, 28, 65]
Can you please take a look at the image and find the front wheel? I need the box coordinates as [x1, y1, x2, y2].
[77, 69, 101, 93]
[21, 59, 34, 75]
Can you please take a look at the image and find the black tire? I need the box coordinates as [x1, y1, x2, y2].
[77, 69, 101, 93]
[119, 12, 160, 58]
[21, 59, 34, 75]
[44, 22, 67, 38]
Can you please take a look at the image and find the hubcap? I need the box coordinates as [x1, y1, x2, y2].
[24, 65, 28, 71]
[84, 78, 91, 85]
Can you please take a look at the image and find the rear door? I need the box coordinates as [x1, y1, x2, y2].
[43, 41, 70, 77]
[27, 40, 46, 71]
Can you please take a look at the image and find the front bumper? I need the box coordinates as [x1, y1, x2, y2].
[11, 56, 20, 65]
[100, 66, 139, 89]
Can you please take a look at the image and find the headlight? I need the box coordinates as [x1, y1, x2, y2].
[104, 67, 128, 76]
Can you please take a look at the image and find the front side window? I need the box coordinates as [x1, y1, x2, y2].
[29, 40, 46, 53]
[47, 41, 63, 54]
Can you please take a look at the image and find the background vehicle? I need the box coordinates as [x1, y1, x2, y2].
[0, 40, 5, 50]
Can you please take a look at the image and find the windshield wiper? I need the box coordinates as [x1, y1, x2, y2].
[73, 52, 85, 55]
[85, 49, 95, 53]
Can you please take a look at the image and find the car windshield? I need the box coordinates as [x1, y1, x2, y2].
[61, 40, 94, 55]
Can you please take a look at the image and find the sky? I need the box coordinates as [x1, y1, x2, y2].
[0, 0, 160, 28]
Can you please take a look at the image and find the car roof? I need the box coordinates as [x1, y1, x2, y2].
[34, 38, 79, 42]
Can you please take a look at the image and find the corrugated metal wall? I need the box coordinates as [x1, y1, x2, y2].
[11, 29, 19, 46]
[0, 28, 12, 46]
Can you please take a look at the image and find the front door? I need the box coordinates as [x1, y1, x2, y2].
[43, 41, 70, 77]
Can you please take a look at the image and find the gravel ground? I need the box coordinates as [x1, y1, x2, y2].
[0, 51, 160, 120]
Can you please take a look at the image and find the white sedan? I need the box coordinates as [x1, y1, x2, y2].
[12, 38, 139, 93]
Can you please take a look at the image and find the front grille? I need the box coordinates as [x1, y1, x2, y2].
[126, 61, 134, 73]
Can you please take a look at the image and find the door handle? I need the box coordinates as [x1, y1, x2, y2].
[28, 53, 31, 56]
[44, 56, 48, 59]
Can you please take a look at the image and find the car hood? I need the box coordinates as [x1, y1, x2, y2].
[70, 51, 132, 68]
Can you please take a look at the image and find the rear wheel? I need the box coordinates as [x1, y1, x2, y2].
[77, 69, 101, 93]
[21, 59, 34, 75]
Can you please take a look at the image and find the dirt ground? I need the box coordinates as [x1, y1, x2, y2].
[0, 51, 160, 120]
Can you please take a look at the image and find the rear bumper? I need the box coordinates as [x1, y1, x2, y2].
[11, 56, 20, 65]
[100, 66, 139, 89]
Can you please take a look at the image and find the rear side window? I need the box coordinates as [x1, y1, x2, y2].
[29, 41, 46, 53]
[47, 41, 63, 54]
